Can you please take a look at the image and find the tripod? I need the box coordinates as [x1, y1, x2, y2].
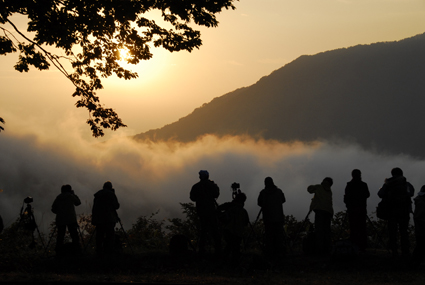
[291, 209, 313, 247]
[250, 208, 292, 255]
[243, 209, 265, 252]
[335, 210, 388, 251]
[44, 224, 85, 256]
[18, 201, 46, 250]
[85, 216, 134, 255]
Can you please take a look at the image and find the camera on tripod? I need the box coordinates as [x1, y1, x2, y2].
[20, 196, 37, 232]
[24, 196, 33, 204]
[231, 182, 241, 200]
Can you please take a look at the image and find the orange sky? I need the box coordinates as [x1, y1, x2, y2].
[1, 0, 425, 140]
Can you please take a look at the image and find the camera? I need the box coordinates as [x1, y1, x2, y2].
[231, 182, 241, 200]
[24, 196, 33, 204]
[231, 182, 240, 191]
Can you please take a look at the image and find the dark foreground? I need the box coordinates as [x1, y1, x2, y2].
[1, 249, 425, 284]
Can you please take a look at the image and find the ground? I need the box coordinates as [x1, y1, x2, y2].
[0, 248, 424, 284]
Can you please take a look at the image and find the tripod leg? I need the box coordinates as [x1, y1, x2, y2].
[367, 215, 390, 253]
[34, 225, 46, 250]
[335, 211, 348, 241]
[118, 220, 134, 254]
[245, 221, 264, 252]
[77, 226, 85, 250]
[291, 210, 312, 246]
[254, 209, 263, 224]
[84, 227, 96, 254]
[44, 226, 57, 256]
[283, 224, 292, 254]
[29, 211, 46, 251]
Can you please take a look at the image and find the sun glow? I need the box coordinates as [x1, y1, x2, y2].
[105, 46, 173, 95]
[117, 48, 131, 65]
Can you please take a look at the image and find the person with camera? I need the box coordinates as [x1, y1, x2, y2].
[190, 170, 221, 258]
[51, 184, 81, 254]
[344, 169, 370, 251]
[257, 177, 286, 261]
[307, 177, 334, 255]
[378, 167, 414, 258]
[91, 181, 120, 256]
[218, 191, 249, 264]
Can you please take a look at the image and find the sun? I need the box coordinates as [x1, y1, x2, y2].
[106, 46, 170, 88]
[118, 48, 131, 64]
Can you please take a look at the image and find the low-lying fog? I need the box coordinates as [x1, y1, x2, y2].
[1, 132, 424, 233]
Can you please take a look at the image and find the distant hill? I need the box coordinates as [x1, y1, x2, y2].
[135, 33, 425, 158]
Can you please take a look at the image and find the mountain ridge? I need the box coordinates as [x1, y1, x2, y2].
[135, 33, 425, 158]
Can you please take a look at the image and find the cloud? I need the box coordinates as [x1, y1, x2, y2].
[0, 131, 423, 234]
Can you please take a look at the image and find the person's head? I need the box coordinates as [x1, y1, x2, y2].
[391, 167, 403, 177]
[322, 177, 333, 187]
[264, 177, 275, 187]
[61, 184, 72, 193]
[103, 181, 113, 190]
[352, 169, 361, 180]
[199, 170, 209, 180]
[420, 185, 425, 193]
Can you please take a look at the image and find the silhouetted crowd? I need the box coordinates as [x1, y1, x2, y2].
[189, 167, 425, 268]
[1, 166, 425, 269]
[49, 181, 120, 257]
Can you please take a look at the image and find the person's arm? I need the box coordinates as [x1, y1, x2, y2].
[344, 183, 350, 206]
[281, 190, 286, 204]
[73, 193, 82, 206]
[364, 183, 370, 199]
[111, 192, 120, 210]
[377, 185, 387, 198]
[307, 185, 318, 194]
[414, 199, 425, 221]
[408, 182, 415, 197]
[257, 191, 263, 208]
[190, 185, 197, 202]
[51, 197, 58, 214]
[210, 181, 220, 199]
[243, 209, 250, 227]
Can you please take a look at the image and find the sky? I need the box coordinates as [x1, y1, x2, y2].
[1, 0, 425, 233]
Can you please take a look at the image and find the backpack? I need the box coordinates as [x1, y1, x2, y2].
[376, 199, 390, 220]
[377, 179, 410, 219]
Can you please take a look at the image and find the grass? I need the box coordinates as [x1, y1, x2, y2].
[1, 209, 423, 284]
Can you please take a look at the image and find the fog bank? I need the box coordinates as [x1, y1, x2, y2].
[1, 132, 424, 233]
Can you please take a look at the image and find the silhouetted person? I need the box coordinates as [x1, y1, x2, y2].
[308, 177, 334, 255]
[411, 186, 425, 267]
[344, 169, 370, 251]
[218, 192, 249, 264]
[51, 184, 81, 254]
[258, 177, 286, 260]
[92, 181, 120, 256]
[378, 167, 414, 258]
[190, 170, 221, 257]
